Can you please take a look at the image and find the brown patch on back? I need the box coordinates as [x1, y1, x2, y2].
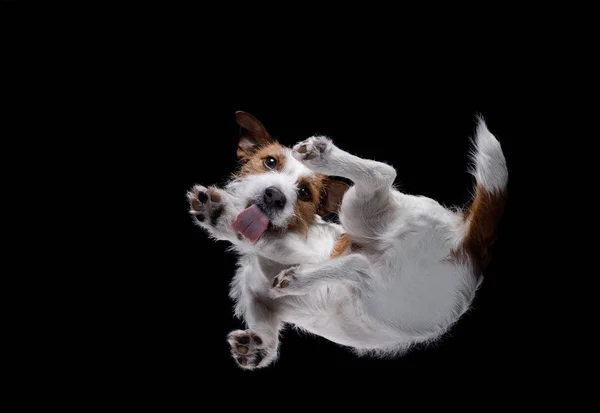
[330, 233, 352, 258]
[238, 143, 288, 176]
[454, 185, 507, 269]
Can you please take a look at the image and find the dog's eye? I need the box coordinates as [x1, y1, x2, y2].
[298, 186, 312, 201]
[264, 156, 277, 170]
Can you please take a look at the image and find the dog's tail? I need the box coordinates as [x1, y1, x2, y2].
[458, 117, 508, 269]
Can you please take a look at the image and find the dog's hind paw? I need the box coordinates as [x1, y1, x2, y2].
[227, 330, 277, 370]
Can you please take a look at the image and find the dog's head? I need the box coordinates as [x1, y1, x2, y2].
[226, 111, 349, 242]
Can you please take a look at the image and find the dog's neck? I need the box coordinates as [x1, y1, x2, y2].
[256, 255, 292, 279]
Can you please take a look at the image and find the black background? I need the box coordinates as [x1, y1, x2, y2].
[3, 2, 584, 400]
[69, 24, 548, 385]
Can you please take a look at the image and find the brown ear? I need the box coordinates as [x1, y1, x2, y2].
[318, 177, 351, 216]
[235, 111, 274, 160]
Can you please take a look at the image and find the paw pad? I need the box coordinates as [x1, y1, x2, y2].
[292, 136, 331, 163]
[198, 191, 209, 203]
[227, 330, 273, 370]
[187, 185, 224, 226]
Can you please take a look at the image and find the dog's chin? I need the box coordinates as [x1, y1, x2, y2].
[266, 221, 287, 235]
[243, 201, 288, 238]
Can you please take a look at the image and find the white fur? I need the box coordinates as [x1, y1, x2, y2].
[469, 118, 508, 193]
[189, 118, 508, 369]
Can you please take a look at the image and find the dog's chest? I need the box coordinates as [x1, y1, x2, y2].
[256, 256, 292, 280]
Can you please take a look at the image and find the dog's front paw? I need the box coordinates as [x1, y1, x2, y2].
[269, 266, 300, 298]
[292, 136, 332, 167]
[187, 185, 225, 227]
[227, 330, 277, 370]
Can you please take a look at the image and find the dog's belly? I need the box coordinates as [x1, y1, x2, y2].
[281, 241, 481, 349]
[284, 264, 480, 348]
[365, 261, 479, 337]
[281, 286, 402, 348]
[341, 191, 480, 339]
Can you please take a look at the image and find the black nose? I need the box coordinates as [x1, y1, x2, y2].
[263, 186, 286, 210]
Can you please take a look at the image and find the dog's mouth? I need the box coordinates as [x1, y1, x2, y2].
[231, 203, 271, 242]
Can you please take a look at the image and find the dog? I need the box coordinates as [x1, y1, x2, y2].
[187, 111, 508, 369]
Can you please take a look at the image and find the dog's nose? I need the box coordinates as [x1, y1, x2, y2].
[263, 186, 286, 210]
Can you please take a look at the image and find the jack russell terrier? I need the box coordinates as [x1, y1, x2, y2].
[187, 111, 508, 369]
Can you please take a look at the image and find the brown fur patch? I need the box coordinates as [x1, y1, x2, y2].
[236, 111, 274, 160]
[330, 233, 352, 258]
[453, 185, 507, 268]
[287, 175, 351, 235]
[317, 177, 350, 217]
[287, 175, 325, 234]
[238, 143, 288, 177]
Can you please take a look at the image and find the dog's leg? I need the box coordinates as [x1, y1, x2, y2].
[187, 184, 239, 243]
[269, 254, 371, 298]
[227, 293, 281, 370]
[292, 136, 397, 238]
[292, 136, 398, 239]
[292, 136, 396, 197]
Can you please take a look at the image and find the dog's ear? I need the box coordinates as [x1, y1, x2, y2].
[318, 177, 350, 216]
[235, 111, 274, 160]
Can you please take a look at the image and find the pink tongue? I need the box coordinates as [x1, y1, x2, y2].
[231, 204, 270, 242]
